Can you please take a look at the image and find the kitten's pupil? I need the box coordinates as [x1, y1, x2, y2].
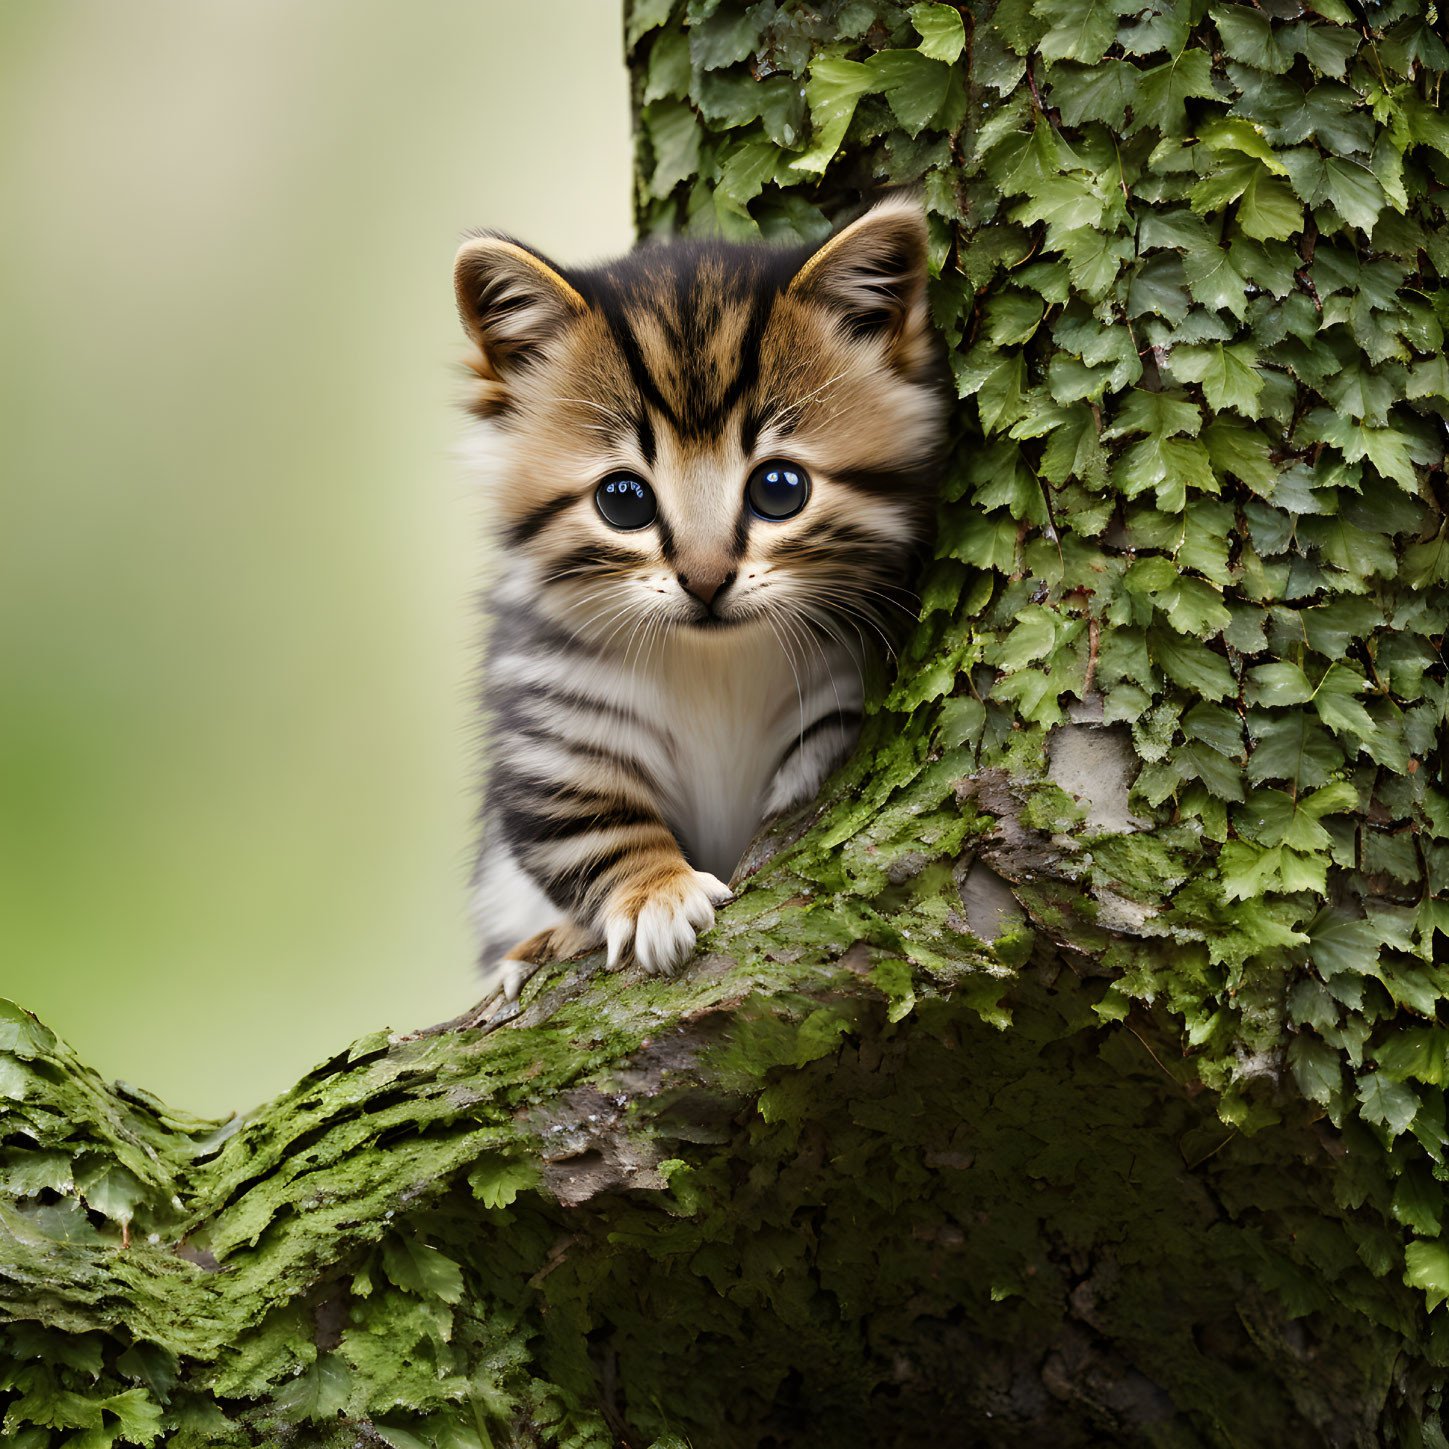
[595, 475, 657, 530]
[747, 460, 810, 521]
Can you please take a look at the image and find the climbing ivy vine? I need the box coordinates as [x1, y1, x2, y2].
[633, 0, 1449, 1341]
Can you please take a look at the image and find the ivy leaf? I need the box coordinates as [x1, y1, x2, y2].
[1237, 170, 1304, 242]
[1281, 149, 1386, 232]
[1184, 245, 1250, 320]
[468, 1156, 540, 1210]
[1376, 1027, 1449, 1086]
[1169, 343, 1264, 417]
[381, 1237, 465, 1304]
[1036, 0, 1119, 65]
[942, 511, 1018, 572]
[1214, 5, 1293, 74]
[1149, 631, 1236, 700]
[645, 100, 703, 197]
[1050, 60, 1136, 129]
[1405, 1239, 1449, 1312]
[1104, 389, 1202, 440]
[1246, 710, 1345, 789]
[1198, 117, 1288, 175]
[1357, 1072, 1419, 1136]
[1245, 661, 1314, 708]
[1306, 907, 1380, 977]
[1203, 424, 1277, 494]
[272, 1356, 353, 1423]
[1131, 49, 1218, 135]
[866, 51, 953, 136]
[1290, 1035, 1344, 1110]
[909, 2, 966, 63]
[792, 58, 875, 174]
[1312, 666, 1376, 738]
[689, 5, 764, 71]
[643, 28, 690, 104]
[98, 1388, 164, 1445]
[984, 292, 1046, 348]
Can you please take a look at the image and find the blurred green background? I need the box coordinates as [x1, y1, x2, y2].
[0, 1, 634, 1117]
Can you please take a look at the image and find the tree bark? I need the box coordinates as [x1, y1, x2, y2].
[4, 3, 1449, 1446]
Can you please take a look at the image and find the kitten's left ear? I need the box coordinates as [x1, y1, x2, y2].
[453, 235, 586, 379]
[787, 197, 931, 352]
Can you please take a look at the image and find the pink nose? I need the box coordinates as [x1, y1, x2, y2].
[678, 569, 734, 607]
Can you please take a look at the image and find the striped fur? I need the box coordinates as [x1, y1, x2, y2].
[455, 198, 948, 1016]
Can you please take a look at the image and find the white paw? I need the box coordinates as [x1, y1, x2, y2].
[466, 954, 538, 1024]
[604, 868, 732, 975]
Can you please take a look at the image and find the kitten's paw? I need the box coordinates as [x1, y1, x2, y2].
[603, 865, 732, 976]
[452, 921, 602, 1030]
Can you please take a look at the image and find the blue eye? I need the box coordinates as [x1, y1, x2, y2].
[747, 460, 810, 521]
[594, 474, 657, 530]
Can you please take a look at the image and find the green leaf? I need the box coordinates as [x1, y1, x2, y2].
[984, 292, 1045, 348]
[1214, 5, 1292, 74]
[1312, 666, 1376, 738]
[1203, 423, 1277, 494]
[1036, 0, 1118, 64]
[1237, 170, 1304, 242]
[1393, 1165, 1443, 1237]
[1246, 710, 1345, 789]
[1169, 343, 1264, 417]
[865, 51, 953, 136]
[1281, 149, 1386, 232]
[381, 1237, 465, 1304]
[1357, 1071, 1419, 1136]
[1376, 1027, 1449, 1087]
[643, 27, 690, 104]
[1113, 434, 1217, 510]
[272, 1356, 353, 1423]
[1104, 389, 1202, 440]
[1306, 907, 1379, 977]
[468, 1155, 540, 1210]
[717, 138, 780, 205]
[1149, 631, 1236, 700]
[1184, 246, 1250, 320]
[626, 0, 674, 48]
[98, 1388, 164, 1445]
[1049, 60, 1136, 130]
[1289, 1035, 1343, 1110]
[791, 58, 876, 174]
[645, 100, 703, 198]
[1406, 1239, 1449, 1312]
[689, 5, 763, 70]
[942, 510, 1018, 572]
[1131, 49, 1218, 136]
[909, 2, 966, 63]
[1198, 117, 1289, 175]
[1244, 661, 1313, 708]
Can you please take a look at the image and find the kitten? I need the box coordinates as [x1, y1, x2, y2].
[453, 197, 947, 1020]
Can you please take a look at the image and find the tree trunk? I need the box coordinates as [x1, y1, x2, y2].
[4, 2, 1449, 1445]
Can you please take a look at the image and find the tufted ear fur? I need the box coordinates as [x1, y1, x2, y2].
[453, 236, 586, 380]
[787, 197, 932, 363]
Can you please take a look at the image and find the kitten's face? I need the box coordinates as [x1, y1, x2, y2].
[456, 201, 947, 656]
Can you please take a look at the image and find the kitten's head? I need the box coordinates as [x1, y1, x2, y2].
[454, 198, 948, 655]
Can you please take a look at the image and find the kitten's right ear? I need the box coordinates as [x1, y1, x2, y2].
[453, 236, 586, 378]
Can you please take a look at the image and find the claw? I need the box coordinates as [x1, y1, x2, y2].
[602, 865, 732, 977]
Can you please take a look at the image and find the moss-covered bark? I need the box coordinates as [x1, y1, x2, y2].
[5, 1, 1449, 1444]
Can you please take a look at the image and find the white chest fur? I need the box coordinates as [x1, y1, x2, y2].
[641, 626, 862, 876]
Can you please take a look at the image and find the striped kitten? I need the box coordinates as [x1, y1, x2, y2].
[454, 197, 947, 1019]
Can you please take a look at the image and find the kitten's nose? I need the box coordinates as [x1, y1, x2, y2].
[677, 568, 734, 607]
